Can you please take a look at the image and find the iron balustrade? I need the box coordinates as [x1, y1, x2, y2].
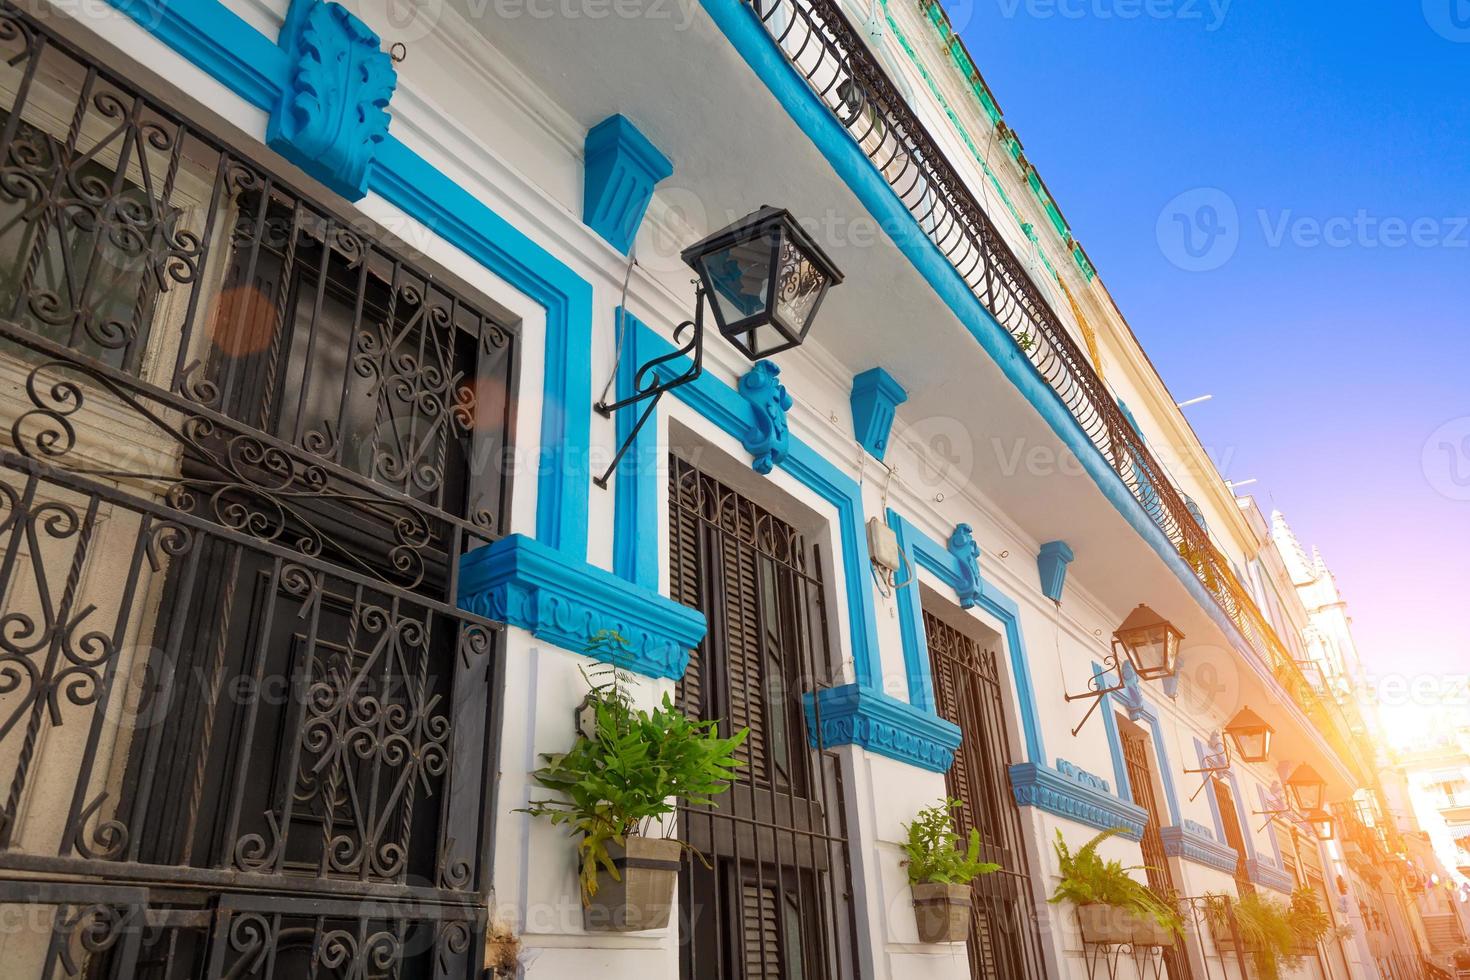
[743, 0, 1367, 775]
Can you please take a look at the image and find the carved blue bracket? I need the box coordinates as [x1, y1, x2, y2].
[582, 114, 673, 255]
[268, 0, 396, 202]
[458, 534, 707, 680]
[1037, 540, 1074, 602]
[1009, 761, 1147, 840]
[739, 361, 793, 474]
[946, 524, 983, 608]
[849, 367, 907, 462]
[804, 684, 962, 773]
[1160, 823, 1240, 874]
[1117, 661, 1146, 719]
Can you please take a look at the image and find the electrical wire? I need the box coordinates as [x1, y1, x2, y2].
[596, 242, 639, 407]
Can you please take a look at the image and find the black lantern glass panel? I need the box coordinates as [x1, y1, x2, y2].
[1112, 603, 1183, 681]
[1224, 706, 1275, 764]
[1287, 764, 1327, 813]
[682, 206, 843, 360]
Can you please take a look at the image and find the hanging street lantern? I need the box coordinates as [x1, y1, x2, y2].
[682, 206, 843, 361]
[1286, 764, 1327, 813]
[1307, 810, 1335, 841]
[1224, 706, 1275, 764]
[1112, 603, 1183, 681]
[594, 206, 844, 488]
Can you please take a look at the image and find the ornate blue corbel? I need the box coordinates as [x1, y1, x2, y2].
[739, 361, 792, 474]
[268, 0, 396, 202]
[946, 523, 983, 608]
[1037, 540, 1074, 602]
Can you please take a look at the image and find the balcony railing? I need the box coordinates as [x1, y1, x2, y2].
[746, 0, 1368, 778]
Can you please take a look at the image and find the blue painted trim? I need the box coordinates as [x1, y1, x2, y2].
[886, 510, 1044, 762]
[804, 684, 961, 773]
[1248, 857, 1295, 895]
[108, 0, 594, 560]
[1112, 667, 1182, 825]
[582, 114, 672, 255]
[1037, 540, 1074, 603]
[1096, 665, 1131, 800]
[849, 367, 907, 462]
[612, 318, 882, 688]
[1196, 738, 1258, 864]
[1160, 823, 1240, 875]
[458, 535, 706, 679]
[611, 309, 661, 591]
[945, 524, 984, 608]
[695, 0, 1352, 782]
[266, 0, 396, 202]
[109, 0, 288, 110]
[1009, 761, 1147, 841]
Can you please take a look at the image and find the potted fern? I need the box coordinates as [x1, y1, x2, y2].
[1049, 829, 1184, 948]
[522, 647, 746, 932]
[1207, 891, 1305, 980]
[1287, 886, 1332, 955]
[901, 799, 1000, 943]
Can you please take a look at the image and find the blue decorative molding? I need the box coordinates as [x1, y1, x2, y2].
[1096, 669, 1182, 825]
[1008, 762, 1147, 841]
[849, 367, 907, 462]
[804, 684, 961, 773]
[611, 319, 883, 690]
[458, 535, 706, 679]
[1036, 540, 1074, 602]
[582, 114, 672, 255]
[946, 524, 983, 608]
[1160, 823, 1241, 875]
[1116, 661, 1146, 719]
[1248, 857, 1295, 895]
[1183, 819, 1215, 839]
[268, 0, 396, 201]
[739, 361, 793, 474]
[109, 0, 594, 561]
[886, 510, 1044, 761]
[1055, 758, 1112, 795]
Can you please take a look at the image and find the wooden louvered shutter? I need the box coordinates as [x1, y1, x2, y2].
[742, 882, 783, 977]
[721, 497, 768, 784]
[669, 460, 705, 716]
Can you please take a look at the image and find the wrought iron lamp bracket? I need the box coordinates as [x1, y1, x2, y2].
[1183, 733, 1233, 802]
[593, 287, 707, 489]
[1063, 653, 1127, 738]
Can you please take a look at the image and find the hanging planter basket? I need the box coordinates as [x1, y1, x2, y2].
[912, 883, 972, 943]
[1078, 904, 1177, 948]
[584, 837, 683, 932]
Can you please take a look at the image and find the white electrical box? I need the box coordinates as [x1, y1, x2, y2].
[867, 517, 901, 573]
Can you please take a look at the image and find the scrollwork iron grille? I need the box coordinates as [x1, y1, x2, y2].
[669, 455, 860, 980]
[0, 5, 514, 976]
[745, 0, 1364, 774]
[923, 610, 1047, 980]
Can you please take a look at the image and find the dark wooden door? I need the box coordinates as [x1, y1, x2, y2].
[924, 610, 1048, 980]
[1122, 729, 1193, 980]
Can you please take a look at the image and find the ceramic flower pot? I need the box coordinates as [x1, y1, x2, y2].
[1130, 913, 1177, 949]
[912, 882, 973, 943]
[583, 836, 683, 932]
[1077, 903, 1142, 946]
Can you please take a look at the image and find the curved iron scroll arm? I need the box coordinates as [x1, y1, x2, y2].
[593, 288, 707, 489]
[1062, 652, 1128, 738]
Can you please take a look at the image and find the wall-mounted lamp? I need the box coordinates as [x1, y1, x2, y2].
[1063, 603, 1183, 737]
[1223, 706, 1275, 764]
[595, 206, 842, 487]
[1307, 810, 1335, 841]
[1286, 764, 1327, 813]
[1111, 603, 1183, 680]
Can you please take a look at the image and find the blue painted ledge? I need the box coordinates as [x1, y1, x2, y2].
[804, 685, 961, 773]
[1248, 857, 1295, 895]
[1160, 824, 1240, 875]
[1009, 762, 1148, 841]
[459, 535, 706, 680]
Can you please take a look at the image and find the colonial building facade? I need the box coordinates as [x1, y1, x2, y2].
[0, 0, 1440, 977]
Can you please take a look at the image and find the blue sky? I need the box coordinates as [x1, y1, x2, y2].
[955, 0, 1470, 686]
